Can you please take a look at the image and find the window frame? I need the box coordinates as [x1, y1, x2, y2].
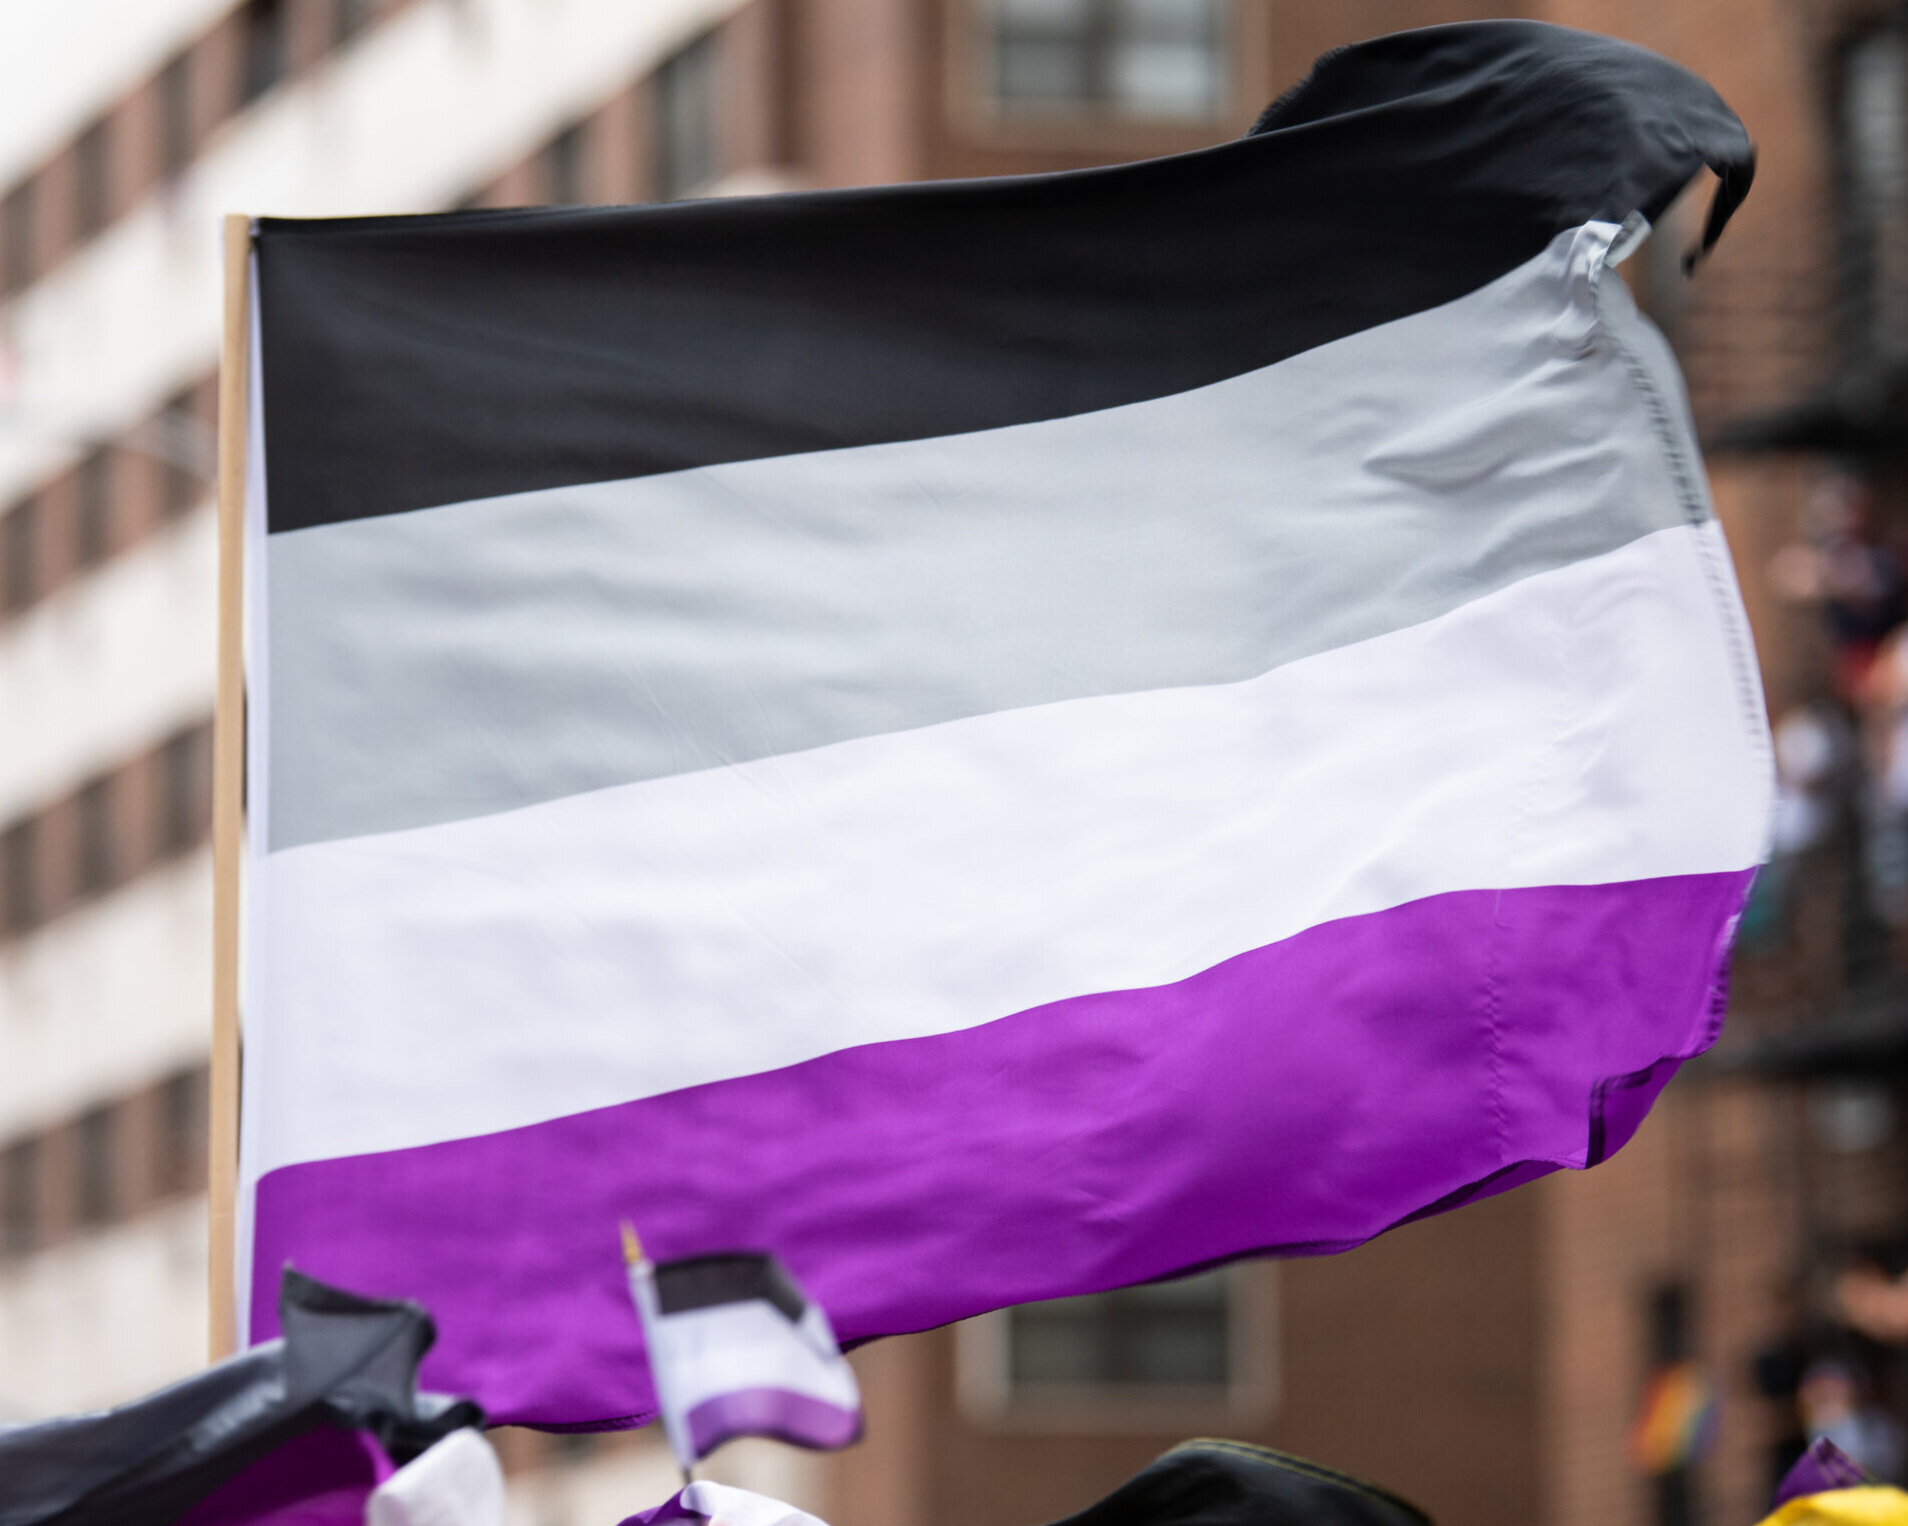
[945, 0, 1266, 154]
[955, 1263, 1276, 1431]
[653, 29, 725, 200]
[1, 180, 35, 298]
[74, 1103, 118, 1229]
[2, 1139, 40, 1258]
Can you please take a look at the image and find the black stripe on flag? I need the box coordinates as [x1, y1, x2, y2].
[653, 1253, 809, 1324]
[254, 21, 1750, 536]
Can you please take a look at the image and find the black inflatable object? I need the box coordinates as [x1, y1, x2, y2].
[1044, 1440, 1434, 1526]
[0, 1269, 480, 1526]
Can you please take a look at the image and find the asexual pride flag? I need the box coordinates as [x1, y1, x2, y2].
[235, 21, 1769, 1430]
[626, 1238, 861, 1467]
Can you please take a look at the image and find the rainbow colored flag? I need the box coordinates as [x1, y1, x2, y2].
[1630, 1361, 1719, 1474]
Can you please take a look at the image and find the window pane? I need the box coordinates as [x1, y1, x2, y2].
[655, 33, 722, 199]
[160, 53, 194, 176]
[242, 0, 287, 105]
[546, 124, 588, 205]
[1007, 1269, 1231, 1391]
[1845, 31, 1908, 349]
[1011, 1304, 1107, 1383]
[76, 1105, 116, 1227]
[2, 818, 37, 931]
[73, 119, 111, 240]
[2, 497, 35, 611]
[161, 726, 211, 854]
[162, 389, 204, 516]
[3, 1140, 39, 1257]
[77, 776, 115, 895]
[1110, 43, 1219, 116]
[1129, 1305, 1228, 1382]
[1111, 0, 1221, 116]
[988, 0, 1225, 119]
[76, 447, 113, 567]
[998, 0, 1092, 26]
[2, 181, 34, 296]
[998, 40, 1093, 105]
[337, 0, 377, 45]
[161, 1068, 209, 1194]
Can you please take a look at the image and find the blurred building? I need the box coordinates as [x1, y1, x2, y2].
[0, 2, 1897, 1525]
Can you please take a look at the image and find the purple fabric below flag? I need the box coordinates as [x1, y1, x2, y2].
[252, 870, 1749, 1427]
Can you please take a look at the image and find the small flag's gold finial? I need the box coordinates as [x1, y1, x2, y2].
[621, 1220, 644, 1267]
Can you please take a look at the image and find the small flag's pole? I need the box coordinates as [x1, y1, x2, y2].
[622, 1223, 696, 1488]
[207, 213, 252, 1362]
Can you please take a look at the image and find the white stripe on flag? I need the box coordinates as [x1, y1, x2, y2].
[247, 521, 1767, 1176]
[652, 1302, 859, 1421]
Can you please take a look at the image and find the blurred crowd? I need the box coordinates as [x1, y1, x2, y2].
[1752, 474, 1908, 949]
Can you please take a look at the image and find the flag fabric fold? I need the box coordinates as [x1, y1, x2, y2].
[236, 19, 1771, 1429]
[0, 1270, 480, 1526]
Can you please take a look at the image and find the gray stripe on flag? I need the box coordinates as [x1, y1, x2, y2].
[266, 225, 1692, 850]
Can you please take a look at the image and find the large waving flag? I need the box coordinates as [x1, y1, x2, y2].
[233, 21, 1769, 1428]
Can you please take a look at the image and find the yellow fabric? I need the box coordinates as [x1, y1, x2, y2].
[1757, 1487, 1908, 1525]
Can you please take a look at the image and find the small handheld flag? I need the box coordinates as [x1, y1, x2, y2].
[1772, 1438, 1873, 1510]
[622, 1226, 862, 1474]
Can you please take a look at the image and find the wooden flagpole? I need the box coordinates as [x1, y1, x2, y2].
[208, 212, 252, 1362]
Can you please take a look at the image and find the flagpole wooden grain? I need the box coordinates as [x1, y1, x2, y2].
[208, 212, 252, 1362]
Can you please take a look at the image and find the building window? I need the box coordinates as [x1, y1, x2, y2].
[241, 0, 288, 105]
[336, 0, 378, 46]
[161, 388, 204, 517]
[986, 0, 1227, 121]
[75, 1105, 117, 1228]
[1011, 1270, 1230, 1388]
[958, 1267, 1271, 1425]
[1842, 25, 1908, 358]
[1, 180, 34, 295]
[160, 52, 195, 178]
[2, 497, 35, 612]
[73, 117, 111, 241]
[655, 33, 723, 199]
[3, 1140, 39, 1257]
[1, 818, 37, 932]
[160, 1068, 209, 1195]
[550, 1432, 600, 1466]
[76, 446, 114, 567]
[545, 123, 589, 205]
[161, 726, 212, 855]
[75, 775, 116, 897]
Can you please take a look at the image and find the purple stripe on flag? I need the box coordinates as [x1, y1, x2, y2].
[175, 1425, 392, 1526]
[684, 1388, 863, 1457]
[250, 870, 1751, 1428]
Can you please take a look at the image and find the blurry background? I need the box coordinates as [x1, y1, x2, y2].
[0, 1, 1892, 1523]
